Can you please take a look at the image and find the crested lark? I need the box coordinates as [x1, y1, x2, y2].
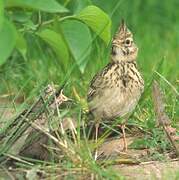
[87, 20, 144, 153]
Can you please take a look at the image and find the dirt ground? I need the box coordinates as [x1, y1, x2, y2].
[99, 138, 179, 179]
[116, 161, 179, 179]
[0, 99, 179, 179]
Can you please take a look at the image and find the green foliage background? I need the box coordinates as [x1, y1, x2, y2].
[0, 0, 178, 121]
[0, 1, 178, 177]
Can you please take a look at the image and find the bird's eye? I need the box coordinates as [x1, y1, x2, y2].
[125, 39, 131, 45]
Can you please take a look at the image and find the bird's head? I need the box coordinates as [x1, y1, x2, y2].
[111, 20, 138, 62]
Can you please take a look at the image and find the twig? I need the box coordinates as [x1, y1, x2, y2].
[152, 80, 179, 156]
[2, 153, 34, 166]
[19, 15, 75, 33]
[0, 84, 68, 159]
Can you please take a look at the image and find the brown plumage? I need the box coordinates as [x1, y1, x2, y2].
[87, 20, 144, 156]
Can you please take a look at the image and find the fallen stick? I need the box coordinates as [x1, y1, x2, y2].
[152, 80, 179, 156]
[0, 84, 70, 161]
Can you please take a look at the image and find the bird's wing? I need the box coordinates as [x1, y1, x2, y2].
[87, 63, 114, 102]
[87, 73, 103, 101]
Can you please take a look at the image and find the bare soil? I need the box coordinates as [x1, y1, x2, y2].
[0, 99, 179, 179]
[99, 138, 179, 179]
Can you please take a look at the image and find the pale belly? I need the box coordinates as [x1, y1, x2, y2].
[89, 86, 142, 120]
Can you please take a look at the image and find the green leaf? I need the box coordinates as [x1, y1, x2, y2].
[0, 0, 4, 30]
[77, 5, 111, 45]
[0, 20, 16, 66]
[5, 0, 69, 13]
[67, 0, 91, 14]
[10, 11, 32, 23]
[61, 20, 92, 73]
[16, 32, 27, 60]
[37, 29, 69, 67]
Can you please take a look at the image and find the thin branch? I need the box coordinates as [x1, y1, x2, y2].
[19, 15, 75, 33]
[152, 80, 179, 156]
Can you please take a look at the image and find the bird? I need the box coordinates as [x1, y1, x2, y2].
[87, 20, 144, 157]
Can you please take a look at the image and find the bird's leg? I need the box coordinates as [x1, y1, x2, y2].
[121, 123, 127, 151]
[94, 122, 99, 160]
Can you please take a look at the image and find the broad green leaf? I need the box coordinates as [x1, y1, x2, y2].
[0, 20, 16, 66]
[16, 32, 27, 60]
[61, 20, 92, 73]
[0, 0, 4, 30]
[37, 29, 69, 67]
[77, 5, 111, 45]
[10, 11, 32, 23]
[75, 0, 92, 13]
[67, 0, 91, 14]
[5, 0, 69, 13]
